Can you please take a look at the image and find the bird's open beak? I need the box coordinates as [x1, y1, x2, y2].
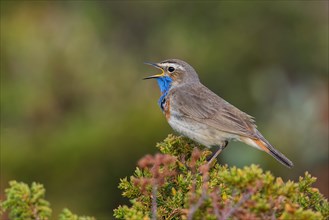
[143, 62, 165, 80]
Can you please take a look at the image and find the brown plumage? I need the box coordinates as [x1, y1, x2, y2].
[144, 59, 293, 168]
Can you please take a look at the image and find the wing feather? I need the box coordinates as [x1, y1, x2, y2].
[170, 83, 257, 137]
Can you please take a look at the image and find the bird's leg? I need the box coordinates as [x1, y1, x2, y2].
[207, 141, 228, 166]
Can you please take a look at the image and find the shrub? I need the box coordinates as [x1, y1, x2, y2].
[1, 181, 95, 220]
[1, 135, 328, 220]
[114, 134, 329, 220]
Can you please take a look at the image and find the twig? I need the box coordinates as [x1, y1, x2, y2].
[187, 185, 208, 220]
[187, 164, 210, 220]
[210, 189, 221, 219]
[151, 184, 158, 220]
[219, 191, 251, 220]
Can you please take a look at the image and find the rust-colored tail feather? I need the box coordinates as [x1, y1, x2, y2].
[253, 135, 293, 168]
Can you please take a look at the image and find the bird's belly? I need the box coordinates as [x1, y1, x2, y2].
[167, 115, 237, 148]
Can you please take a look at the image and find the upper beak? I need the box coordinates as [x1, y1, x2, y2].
[143, 62, 164, 80]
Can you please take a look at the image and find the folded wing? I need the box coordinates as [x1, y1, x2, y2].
[170, 83, 257, 138]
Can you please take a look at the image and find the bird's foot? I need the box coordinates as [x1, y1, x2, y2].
[206, 141, 228, 167]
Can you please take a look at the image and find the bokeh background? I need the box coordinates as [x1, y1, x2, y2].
[1, 1, 328, 219]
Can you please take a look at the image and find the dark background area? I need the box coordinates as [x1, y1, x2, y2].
[1, 1, 328, 219]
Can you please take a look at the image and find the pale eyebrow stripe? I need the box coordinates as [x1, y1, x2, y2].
[160, 62, 184, 71]
[161, 61, 177, 64]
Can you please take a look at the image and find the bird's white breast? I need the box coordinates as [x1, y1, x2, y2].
[167, 108, 239, 148]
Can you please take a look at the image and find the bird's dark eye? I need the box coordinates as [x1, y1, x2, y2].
[168, 66, 175, 73]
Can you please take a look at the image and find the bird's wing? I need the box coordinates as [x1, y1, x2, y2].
[170, 83, 257, 138]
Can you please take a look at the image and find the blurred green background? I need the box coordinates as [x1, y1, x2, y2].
[1, 1, 328, 219]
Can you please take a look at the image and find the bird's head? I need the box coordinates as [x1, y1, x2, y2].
[143, 59, 199, 94]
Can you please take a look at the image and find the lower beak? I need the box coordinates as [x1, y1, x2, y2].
[143, 62, 164, 80]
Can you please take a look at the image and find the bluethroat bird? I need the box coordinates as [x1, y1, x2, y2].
[144, 59, 293, 168]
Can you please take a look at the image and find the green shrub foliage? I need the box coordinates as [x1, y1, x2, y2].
[1, 181, 52, 220]
[1, 181, 95, 220]
[114, 134, 329, 220]
[1, 135, 328, 220]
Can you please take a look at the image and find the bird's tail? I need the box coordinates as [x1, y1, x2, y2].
[242, 133, 294, 168]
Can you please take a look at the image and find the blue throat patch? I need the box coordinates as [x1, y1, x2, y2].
[156, 76, 173, 111]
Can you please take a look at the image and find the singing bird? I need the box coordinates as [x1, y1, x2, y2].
[144, 59, 293, 168]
